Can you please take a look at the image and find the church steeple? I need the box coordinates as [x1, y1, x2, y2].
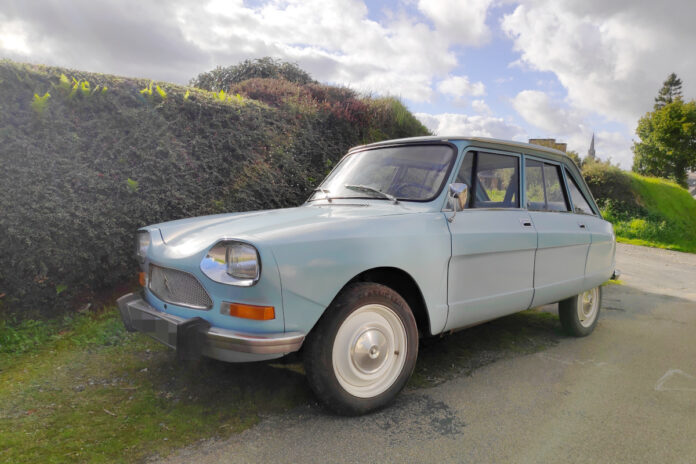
[588, 133, 596, 159]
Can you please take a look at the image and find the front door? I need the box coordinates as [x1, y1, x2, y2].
[445, 151, 537, 330]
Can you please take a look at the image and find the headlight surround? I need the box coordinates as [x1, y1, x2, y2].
[136, 231, 151, 264]
[201, 241, 261, 286]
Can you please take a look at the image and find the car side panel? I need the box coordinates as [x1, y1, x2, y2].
[269, 212, 452, 336]
[529, 212, 591, 307]
[584, 216, 616, 288]
[445, 210, 537, 330]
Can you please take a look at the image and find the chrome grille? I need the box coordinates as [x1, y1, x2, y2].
[149, 265, 213, 310]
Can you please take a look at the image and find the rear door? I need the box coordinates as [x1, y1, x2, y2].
[564, 167, 616, 288]
[525, 157, 591, 307]
[445, 150, 537, 330]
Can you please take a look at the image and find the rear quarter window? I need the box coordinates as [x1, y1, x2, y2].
[565, 169, 596, 215]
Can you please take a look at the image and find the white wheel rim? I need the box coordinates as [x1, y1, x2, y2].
[578, 287, 599, 328]
[332, 304, 408, 398]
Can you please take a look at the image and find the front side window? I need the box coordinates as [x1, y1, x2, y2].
[566, 170, 596, 215]
[525, 159, 569, 212]
[310, 144, 455, 202]
[455, 151, 520, 208]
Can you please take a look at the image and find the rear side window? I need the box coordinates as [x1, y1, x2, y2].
[456, 152, 520, 208]
[525, 159, 570, 212]
[566, 170, 596, 215]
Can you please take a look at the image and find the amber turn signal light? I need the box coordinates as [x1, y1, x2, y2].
[224, 302, 275, 320]
[138, 272, 146, 287]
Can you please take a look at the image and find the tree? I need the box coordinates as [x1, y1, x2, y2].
[190, 57, 316, 92]
[654, 73, 683, 109]
[632, 99, 696, 187]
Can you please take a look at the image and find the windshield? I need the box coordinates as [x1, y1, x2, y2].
[309, 144, 456, 202]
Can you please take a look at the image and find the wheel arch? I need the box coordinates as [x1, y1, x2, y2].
[329, 266, 432, 338]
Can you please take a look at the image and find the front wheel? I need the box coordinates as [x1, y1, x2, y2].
[558, 286, 602, 337]
[304, 282, 418, 415]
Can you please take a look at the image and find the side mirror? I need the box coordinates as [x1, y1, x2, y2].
[448, 183, 468, 223]
[449, 183, 469, 211]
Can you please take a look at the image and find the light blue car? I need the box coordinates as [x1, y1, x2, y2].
[118, 136, 617, 415]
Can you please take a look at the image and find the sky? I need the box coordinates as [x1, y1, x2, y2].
[1, 0, 694, 169]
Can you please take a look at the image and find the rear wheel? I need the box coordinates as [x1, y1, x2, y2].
[559, 286, 602, 337]
[304, 282, 418, 415]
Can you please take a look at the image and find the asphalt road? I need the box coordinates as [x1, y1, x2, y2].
[155, 244, 696, 464]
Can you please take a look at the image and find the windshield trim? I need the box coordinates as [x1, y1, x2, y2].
[308, 142, 459, 204]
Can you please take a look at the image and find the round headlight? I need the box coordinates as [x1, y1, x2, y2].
[201, 241, 261, 286]
[136, 231, 151, 263]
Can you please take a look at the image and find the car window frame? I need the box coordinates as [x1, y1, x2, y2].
[452, 149, 523, 210]
[522, 155, 571, 213]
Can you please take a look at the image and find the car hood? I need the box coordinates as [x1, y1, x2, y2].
[151, 202, 426, 250]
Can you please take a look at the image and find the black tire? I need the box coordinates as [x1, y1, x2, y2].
[558, 285, 602, 337]
[304, 282, 419, 416]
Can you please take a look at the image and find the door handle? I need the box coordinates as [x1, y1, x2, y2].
[520, 219, 533, 227]
[578, 223, 586, 229]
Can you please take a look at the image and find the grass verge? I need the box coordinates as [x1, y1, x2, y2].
[1, 306, 563, 463]
[0, 308, 308, 463]
[601, 173, 696, 254]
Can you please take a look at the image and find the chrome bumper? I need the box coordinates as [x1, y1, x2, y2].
[117, 292, 305, 361]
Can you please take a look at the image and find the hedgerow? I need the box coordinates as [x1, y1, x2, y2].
[0, 60, 429, 318]
[190, 57, 316, 92]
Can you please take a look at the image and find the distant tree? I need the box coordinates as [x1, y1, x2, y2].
[190, 57, 316, 92]
[632, 99, 696, 187]
[654, 73, 683, 110]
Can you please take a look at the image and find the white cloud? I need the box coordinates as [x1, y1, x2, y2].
[511, 90, 586, 135]
[416, 112, 525, 140]
[509, 90, 635, 167]
[0, 0, 491, 100]
[594, 131, 634, 168]
[501, 0, 696, 127]
[0, 19, 31, 54]
[417, 0, 493, 46]
[437, 75, 486, 100]
[471, 99, 492, 115]
[174, 0, 460, 100]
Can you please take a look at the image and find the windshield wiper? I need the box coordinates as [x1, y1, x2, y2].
[344, 184, 398, 204]
[312, 188, 332, 202]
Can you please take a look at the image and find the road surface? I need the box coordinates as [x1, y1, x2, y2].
[155, 244, 696, 463]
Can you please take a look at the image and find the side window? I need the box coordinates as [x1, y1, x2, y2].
[525, 159, 545, 210]
[566, 170, 596, 215]
[473, 152, 519, 208]
[525, 159, 569, 212]
[454, 152, 520, 208]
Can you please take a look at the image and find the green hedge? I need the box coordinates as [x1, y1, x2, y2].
[0, 61, 429, 318]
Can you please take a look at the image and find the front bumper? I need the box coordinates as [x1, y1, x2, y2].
[117, 292, 305, 362]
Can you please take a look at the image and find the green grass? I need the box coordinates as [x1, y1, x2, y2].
[0, 309, 308, 463]
[602, 172, 696, 253]
[0, 305, 565, 463]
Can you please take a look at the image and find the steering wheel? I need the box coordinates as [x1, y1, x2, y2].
[391, 183, 431, 198]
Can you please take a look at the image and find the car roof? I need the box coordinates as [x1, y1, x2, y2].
[350, 136, 569, 159]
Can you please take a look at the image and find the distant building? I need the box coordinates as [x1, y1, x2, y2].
[528, 138, 567, 152]
[587, 133, 596, 159]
